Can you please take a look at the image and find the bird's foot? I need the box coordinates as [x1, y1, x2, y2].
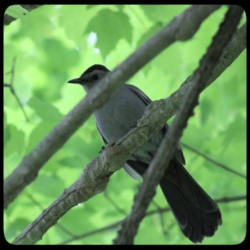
[99, 138, 116, 153]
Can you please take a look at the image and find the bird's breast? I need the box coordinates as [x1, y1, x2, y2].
[94, 88, 146, 141]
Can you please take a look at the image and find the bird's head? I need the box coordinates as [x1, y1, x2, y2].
[68, 64, 110, 92]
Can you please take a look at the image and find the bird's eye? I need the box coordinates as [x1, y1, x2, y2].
[92, 74, 99, 80]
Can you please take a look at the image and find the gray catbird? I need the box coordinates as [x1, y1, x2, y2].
[68, 64, 222, 243]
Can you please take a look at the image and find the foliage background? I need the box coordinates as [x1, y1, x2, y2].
[4, 5, 246, 244]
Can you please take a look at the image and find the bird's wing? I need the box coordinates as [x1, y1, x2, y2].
[96, 122, 108, 144]
[127, 84, 185, 165]
[126, 84, 152, 105]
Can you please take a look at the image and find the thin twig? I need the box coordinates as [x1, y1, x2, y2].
[181, 142, 246, 179]
[4, 84, 29, 122]
[59, 194, 246, 244]
[104, 190, 128, 215]
[4, 57, 29, 122]
[60, 220, 122, 245]
[151, 200, 168, 235]
[216, 195, 246, 203]
[10, 56, 16, 84]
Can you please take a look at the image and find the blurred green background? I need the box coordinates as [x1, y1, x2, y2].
[4, 5, 246, 244]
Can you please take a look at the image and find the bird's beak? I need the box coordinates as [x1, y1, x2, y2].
[67, 78, 83, 84]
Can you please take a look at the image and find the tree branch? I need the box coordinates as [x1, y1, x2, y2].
[113, 5, 244, 244]
[4, 5, 221, 210]
[10, 7, 245, 245]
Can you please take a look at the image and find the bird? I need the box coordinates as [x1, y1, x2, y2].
[68, 64, 222, 243]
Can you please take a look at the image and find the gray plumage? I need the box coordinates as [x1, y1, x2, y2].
[68, 64, 222, 243]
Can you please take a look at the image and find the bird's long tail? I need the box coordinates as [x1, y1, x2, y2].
[160, 160, 222, 243]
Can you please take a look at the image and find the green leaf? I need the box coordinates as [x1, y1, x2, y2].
[221, 113, 246, 146]
[86, 5, 98, 10]
[140, 5, 189, 23]
[200, 97, 212, 125]
[4, 124, 25, 156]
[85, 9, 132, 57]
[28, 97, 63, 122]
[4, 124, 11, 146]
[116, 5, 125, 11]
[4, 111, 11, 145]
[4, 218, 30, 241]
[15, 5, 54, 43]
[137, 22, 164, 48]
[25, 121, 56, 154]
[32, 173, 65, 197]
[5, 5, 28, 19]
[58, 5, 91, 50]
[40, 38, 81, 71]
[58, 156, 85, 169]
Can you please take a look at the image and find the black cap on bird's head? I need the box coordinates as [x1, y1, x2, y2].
[68, 64, 109, 84]
[68, 64, 110, 91]
[81, 64, 109, 75]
